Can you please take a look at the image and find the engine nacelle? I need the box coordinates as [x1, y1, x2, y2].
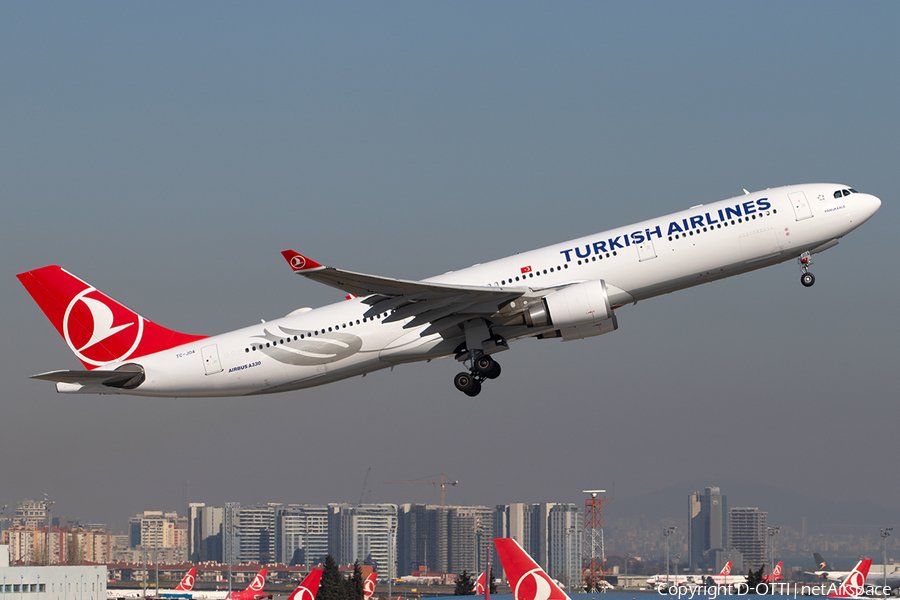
[525, 280, 613, 328]
[525, 280, 619, 340]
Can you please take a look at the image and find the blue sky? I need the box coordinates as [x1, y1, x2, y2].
[1, 2, 897, 531]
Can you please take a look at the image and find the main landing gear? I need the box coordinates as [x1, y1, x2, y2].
[454, 354, 502, 397]
[798, 251, 816, 287]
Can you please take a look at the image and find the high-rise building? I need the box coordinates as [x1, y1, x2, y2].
[547, 504, 582, 589]
[330, 504, 397, 576]
[729, 507, 766, 570]
[189, 503, 224, 563]
[277, 505, 330, 566]
[688, 487, 728, 570]
[236, 504, 281, 564]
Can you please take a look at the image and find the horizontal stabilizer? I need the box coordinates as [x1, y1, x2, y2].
[32, 364, 145, 389]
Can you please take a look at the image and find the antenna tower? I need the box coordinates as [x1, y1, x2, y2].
[582, 488, 613, 593]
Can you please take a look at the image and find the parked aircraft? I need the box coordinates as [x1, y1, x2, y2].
[285, 570, 323, 600]
[109, 568, 198, 599]
[494, 537, 577, 600]
[762, 561, 784, 583]
[810, 553, 900, 590]
[363, 573, 377, 599]
[18, 184, 880, 397]
[474, 572, 486, 595]
[191, 568, 271, 600]
[646, 561, 745, 588]
[828, 560, 872, 599]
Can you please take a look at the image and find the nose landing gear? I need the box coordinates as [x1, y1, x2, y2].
[798, 251, 816, 287]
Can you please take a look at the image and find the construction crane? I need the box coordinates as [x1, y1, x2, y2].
[359, 467, 373, 505]
[385, 474, 458, 506]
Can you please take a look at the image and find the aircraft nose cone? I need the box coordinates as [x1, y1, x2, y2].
[864, 193, 882, 219]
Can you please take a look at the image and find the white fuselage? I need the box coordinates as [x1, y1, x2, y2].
[62, 183, 880, 397]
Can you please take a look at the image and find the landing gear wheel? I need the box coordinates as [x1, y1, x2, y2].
[483, 360, 501, 380]
[800, 272, 815, 287]
[473, 355, 495, 376]
[454, 372, 481, 396]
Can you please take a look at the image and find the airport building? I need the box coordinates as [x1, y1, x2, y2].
[0, 545, 106, 600]
[729, 507, 766, 570]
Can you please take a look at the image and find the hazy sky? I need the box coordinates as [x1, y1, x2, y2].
[1, 2, 897, 532]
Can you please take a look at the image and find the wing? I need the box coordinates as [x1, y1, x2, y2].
[281, 250, 529, 336]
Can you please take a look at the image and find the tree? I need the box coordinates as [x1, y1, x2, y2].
[746, 565, 766, 594]
[345, 561, 364, 600]
[454, 570, 475, 596]
[488, 566, 498, 594]
[319, 555, 348, 600]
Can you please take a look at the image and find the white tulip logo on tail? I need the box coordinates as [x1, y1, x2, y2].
[828, 559, 872, 599]
[64, 288, 142, 366]
[363, 574, 377, 599]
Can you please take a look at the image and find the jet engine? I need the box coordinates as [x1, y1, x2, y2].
[524, 280, 618, 340]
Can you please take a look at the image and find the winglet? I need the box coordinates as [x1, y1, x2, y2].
[281, 250, 325, 272]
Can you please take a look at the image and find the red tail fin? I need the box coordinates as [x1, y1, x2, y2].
[719, 561, 732, 576]
[828, 560, 872, 598]
[286, 569, 323, 600]
[17, 265, 205, 369]
[245, 569, 268, 592]
[475, 572, 486, 595]
[174, 568, 198, 591]
[363, 573, 377, 599]
[494, 538, 569, 600]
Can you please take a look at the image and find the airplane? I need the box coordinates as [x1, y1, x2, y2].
[191, 568, 271, 600]
[827, 559, 872, 599]
[646, 561, 745, 588]
[363, 573, 377, 599]
[108, 568, 198, 599]
[493, 537, 574, 600]
[285, 570, 324, 600]
[474, 572, 486, 594]
[17, 183, 881, 397]
[809, 553, 900, 590]
[762, 561, 784, 583]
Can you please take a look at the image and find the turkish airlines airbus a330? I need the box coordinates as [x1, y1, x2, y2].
[18, 183, 880, 397]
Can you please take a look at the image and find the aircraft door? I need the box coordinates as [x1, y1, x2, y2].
[636, 238, 657, 262]
[201, 344, 223, 375]
[789, 191, 814, 221]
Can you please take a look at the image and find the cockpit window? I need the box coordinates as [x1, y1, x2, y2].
[849, 188, 858, 193]
[835, 188, 858, 198]
[842, 189, 850, 197]
[834, 191, 842, 198]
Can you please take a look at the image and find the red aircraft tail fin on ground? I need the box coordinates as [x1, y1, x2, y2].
[828, 560, 872, 598]
[474, 572, 486, 595]
[286, 569, 323, 600]
[494, 538, 569, 600]
[174, 568, 198, 591]
[363, 573, 377, 599]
